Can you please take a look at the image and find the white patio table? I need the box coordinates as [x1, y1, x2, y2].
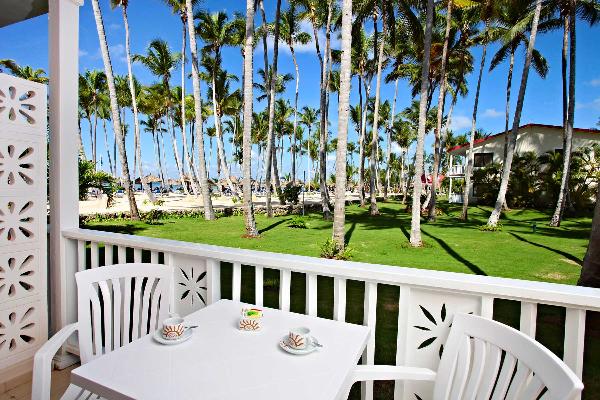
[71, 299, 370, 400]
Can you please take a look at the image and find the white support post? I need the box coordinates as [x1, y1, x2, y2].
[48, 0, 84, 367]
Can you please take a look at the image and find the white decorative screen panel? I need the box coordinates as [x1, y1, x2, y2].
[0, 73, 47, 371]
[170, 254, 208, 317]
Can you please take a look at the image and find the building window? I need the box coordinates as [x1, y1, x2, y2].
[474, 153, 493, 167]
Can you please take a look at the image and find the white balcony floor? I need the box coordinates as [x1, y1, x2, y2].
[0, 366, 76, 400]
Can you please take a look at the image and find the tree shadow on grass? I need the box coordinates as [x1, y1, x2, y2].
[258, 218, 289, 235]
[421, 228, 487, 276]
[82, 223, 147, 235]
[344, 221, 357, 246]
[508, 232, 583, 265]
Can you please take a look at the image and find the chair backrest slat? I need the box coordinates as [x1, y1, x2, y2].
[433, 313, 583, 400]
[76, 264, 172, 364]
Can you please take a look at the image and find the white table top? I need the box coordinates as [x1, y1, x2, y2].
[71, 300, 370, 400]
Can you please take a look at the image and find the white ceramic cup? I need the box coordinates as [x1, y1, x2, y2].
[162, 316, 185, 340]
[287, 327, 313, 350]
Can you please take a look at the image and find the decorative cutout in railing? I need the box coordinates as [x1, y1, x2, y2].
[62, 228, 600, 400]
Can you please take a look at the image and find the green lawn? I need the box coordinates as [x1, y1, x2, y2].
[85, 201, 591, 285]
[84, 202, 598, 399]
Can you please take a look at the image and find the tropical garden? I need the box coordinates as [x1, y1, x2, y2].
[2, 0, 599, 289]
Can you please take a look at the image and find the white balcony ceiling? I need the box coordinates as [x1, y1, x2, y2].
[0, 0, 48, 28]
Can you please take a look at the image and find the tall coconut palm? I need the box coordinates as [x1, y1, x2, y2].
[549, 0, 600, 226]
[79, 70, 106, 166]
[461, 0, 495, 220]
[110, 0, 155, 203]
[384, 78, 398, 201]
[280, 4, 312, 183]
[133, 39, 190, 195]
[578, 184, 600, 287]
[196, 11, 243, 197]
[410, 0, 434, 247]
[300, 106, 319, 191]
[332, 0, 353, 250]
[90, 0, 139, 219]
[486, 0, 543, 227]
[241, 0, 259, 236]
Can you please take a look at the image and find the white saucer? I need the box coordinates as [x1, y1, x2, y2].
[279, 335, 318, 355]
[153, 328, 193, 345]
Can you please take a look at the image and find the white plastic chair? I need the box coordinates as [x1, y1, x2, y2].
[32, 263, 172, 400]
[346, 313, 583, 400]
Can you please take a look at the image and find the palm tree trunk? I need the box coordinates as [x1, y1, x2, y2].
[369, 5, 385, 216]
[242, 0, 258, 236]
[487, 0, 543, 227]
[291, 46, 300, 183]
[410, 0, 434, 247]
[318, 0, 333, 220]
[358, 77, 367, 206]
[461, 23, 489, 221]
[78, 117, 86, 160]
[578, 184, 600, 287]
[306, 128, 311, 192]
[93, 105, 98, 167]
[428, 0, 453, 221]
[168, 113, 189, 195]
[332, 0, 352, 249]
[264, 0, 283, 217]
[90, 0, 139, 219]
[384, 78, 398, 200]
[103, 119, 114, 175]
[121, 5, 155, 203]
[551, 0, 576, 227]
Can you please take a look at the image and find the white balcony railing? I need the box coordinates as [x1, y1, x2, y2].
[448, 165, 465, 176]
[61, 228, 600, 400]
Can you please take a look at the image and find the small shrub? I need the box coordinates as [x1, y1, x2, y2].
[279, 183, 302, 205]
[479, 223, 503, 232]
[287, 216, 309, 229]
[319, 238, 353, 261]
[141, 209, 165, 224]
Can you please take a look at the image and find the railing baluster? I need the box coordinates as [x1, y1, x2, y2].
[117, 246, 126, 264]
[206, 259, 221, 305]
[255, 266, 264, 307]
[520, 302, 537, 337]
[564, 308, 586, 400]
[306, 274, 317, 316]
[362, 281, 377, 400]
[150, 251, 159, 264]
[394, 285, 411, 400]
[279, 269, 291, 312]
[133, 248, 142, 263]
[90, 242, 99, 268]
[104, 244, 113, 266]
[232, 262, 242, 302]
[480, 295, 494, 319]
[77, 240, 86, 271]
[333, 277, 346, 322]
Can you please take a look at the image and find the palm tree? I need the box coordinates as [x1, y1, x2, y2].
[79, 70, 106, 166]
[384, 78, 398, 201]
[0, 59, 49, 83]
[549, 0, 600, 226]
[254, 68, 293, 102]
[578, 183, 600, 287]
[461, 0, 495, 220]
[280, 4, 312, 183]
[241, 0, 259, 237]
[133, 39, 190, 195]
[332, 0, 353, 250]
[300, 106, 319, 191]
[410, 0, 434, 247]
[487, 0, 544, 228]
[196, 11, 243, 198]
[90, 0, 139, 219]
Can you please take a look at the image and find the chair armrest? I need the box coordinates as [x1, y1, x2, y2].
[32, 323, 79, 400]
[351, 365, 437, 383]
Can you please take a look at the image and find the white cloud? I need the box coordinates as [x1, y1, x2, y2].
[391, 142, 404, 154]
[108, 23, 121, 31]
[576, 97, 600, 111]
[79, 49, 89, 57]
[588, 78, 600, 87]
[482, 108, 503, 118]
[450, 115, 472, 131]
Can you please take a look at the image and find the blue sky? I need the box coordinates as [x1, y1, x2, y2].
[2, 0, 599, 180]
